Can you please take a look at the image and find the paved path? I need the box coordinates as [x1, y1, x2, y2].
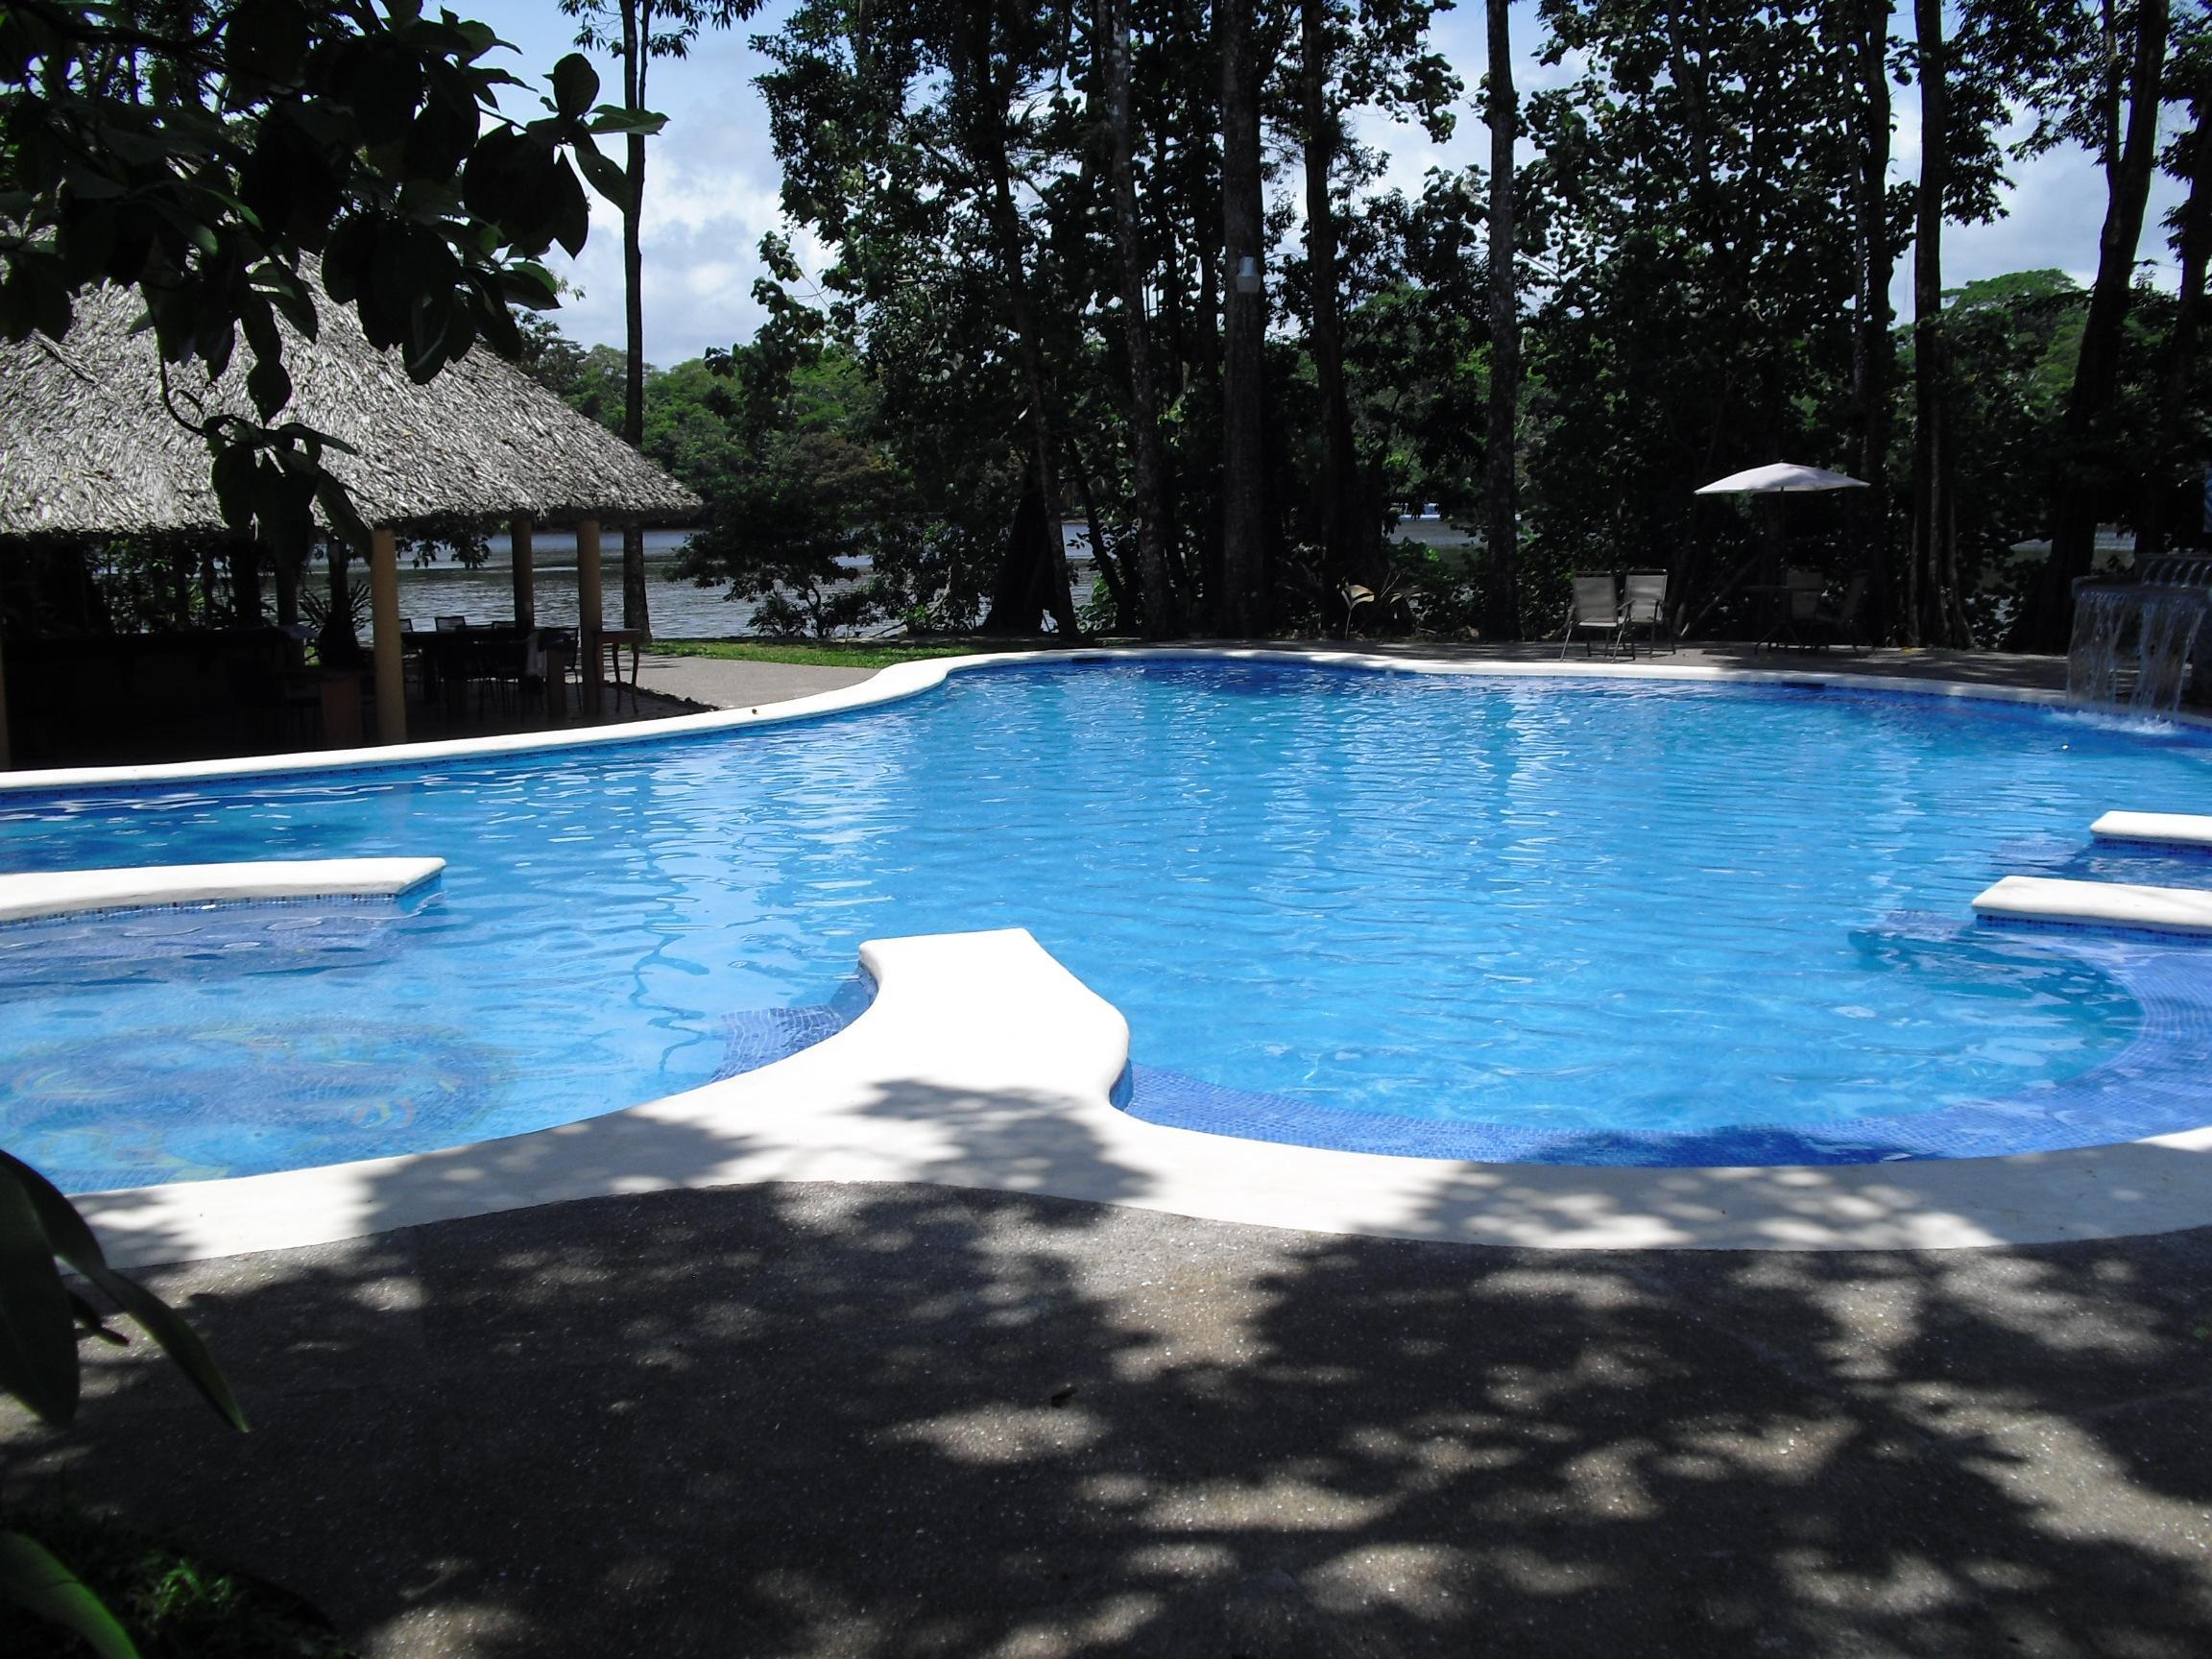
[633, 652, 881, 710]
[11, 1183, 2210, 1657]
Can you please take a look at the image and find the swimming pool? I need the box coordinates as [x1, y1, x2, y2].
[5, 658, 2212, 1190]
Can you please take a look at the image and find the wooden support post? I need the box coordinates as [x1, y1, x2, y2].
[511, 513, 536, 631]
[369, 525, 405, 745]
[577, 517, 604, 718]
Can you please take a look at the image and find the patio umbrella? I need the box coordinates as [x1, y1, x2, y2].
[1694, 461, 1869, 496]
[1690, 462, 1870, 632]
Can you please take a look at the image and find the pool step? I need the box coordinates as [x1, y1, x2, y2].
[1972, 875, 2212, 937]
[2091, 811, 2212, 849]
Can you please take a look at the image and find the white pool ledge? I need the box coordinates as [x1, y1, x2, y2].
[2092, 810, 2212, 848]
[0, 857, 445, 924]
[1973, 875, 2212, 936]
[67, 926, 2212, 1268]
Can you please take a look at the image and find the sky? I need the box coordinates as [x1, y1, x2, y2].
[472, 0, 2182, 368]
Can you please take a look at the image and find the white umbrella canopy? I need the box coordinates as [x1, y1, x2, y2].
[1695, 461, 1869, 495]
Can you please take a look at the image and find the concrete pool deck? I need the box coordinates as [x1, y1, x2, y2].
[8, 1183, 2211, 1657]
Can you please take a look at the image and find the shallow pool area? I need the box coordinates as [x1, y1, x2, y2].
[6, 659, 2212, 1190]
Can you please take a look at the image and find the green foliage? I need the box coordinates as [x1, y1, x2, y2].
[0, 1506, 356, 1658]
[0, 1150, 248, 1655]
[0, 1530, 138, 1658]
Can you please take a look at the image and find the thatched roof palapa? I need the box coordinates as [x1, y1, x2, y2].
[0, 279, 700, 540]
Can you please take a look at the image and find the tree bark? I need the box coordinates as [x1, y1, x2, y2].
[1302, 0, 1359, 597]
[619, 0, 654, 641]
[1067, 436, 1131, 625]
[2019, 0, 2172, 648]
[1850, 0, 1896, 643]
[1100, 0, 1185, 636]
[967, 4, 1080, 638]
[1217, 0, 1269, 636]
[1909, 0, 1950, 647]
[2138, 103, 2212, 560]
[1481, 0, 1521, 640]
[228, 541, 263, 625]
[986, 460, 1057, 632]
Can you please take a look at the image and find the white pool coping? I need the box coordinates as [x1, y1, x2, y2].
[62, 925, 2212, 1266]
[2093, 809, 2212, 848]
[0, 857, 445, 924]
[14, 648, 2212, 1264]
[1974, 875, 2212, 936]
[0, 644, 2100, 797]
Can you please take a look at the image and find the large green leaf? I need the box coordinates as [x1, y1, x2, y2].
[0, 1532, 140, 1659]
[1, 1154, 248, 1432]
[571, 136, 631, 212]
[0, 1163, 76, 1425]
[551, 53, 599, 120]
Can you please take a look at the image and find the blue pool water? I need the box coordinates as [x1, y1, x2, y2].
[5, 661, 2212, 1188]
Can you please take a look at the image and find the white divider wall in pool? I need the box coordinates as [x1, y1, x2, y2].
[0, 858, 445, 923]
[2092, 810, 2212, 848]
[1973, 875, 2212, 937]
[65, 926, 2212, 1266]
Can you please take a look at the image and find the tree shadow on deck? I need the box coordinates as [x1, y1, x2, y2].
[8, 1085, 2212, 1658]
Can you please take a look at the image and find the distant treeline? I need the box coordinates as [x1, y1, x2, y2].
[531, 0, 2211, 651]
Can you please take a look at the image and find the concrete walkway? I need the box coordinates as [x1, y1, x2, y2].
[10, 1183, 2210, 1657]
[633, 651, 881, 709]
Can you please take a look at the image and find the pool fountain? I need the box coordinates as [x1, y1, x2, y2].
[2068, 560, 2212, 713]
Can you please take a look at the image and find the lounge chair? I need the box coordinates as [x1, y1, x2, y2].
[1756, 567, 1827, 651]
[1561, 573, 1627, 659]
[1623, 569, 1673, 654]
[1804, 572, 1871, 653]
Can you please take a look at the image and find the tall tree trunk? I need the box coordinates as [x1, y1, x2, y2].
[967, 6, 1079, 637]
[619, 0, 653, 641]
[228, 541, 263, 626]
[2019, 0, 2172, 648]
[987, 460, 1056, 631]
[1217, 0, 1269, 636]
[1481, 0, 1521, 639]
[1850, 0, 1896, 644]
[1100, 0, 1184, 636]
[1067, 436, 1131, 625]
[2138, 104, 2212, 560]
[1909, 0, 1949, 647]
[273, 541, 299, 628]
[1302, 0, 1359, 595]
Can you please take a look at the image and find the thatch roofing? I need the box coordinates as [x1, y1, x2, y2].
[0, 280, 700, 540]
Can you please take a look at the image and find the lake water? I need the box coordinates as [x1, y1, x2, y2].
[377, 517, 1477, 637]
[382, 526, 1097, 638]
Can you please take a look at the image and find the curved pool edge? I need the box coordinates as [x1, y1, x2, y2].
[0, 642, 2162, 797]
[65, 926, 2212, 1268]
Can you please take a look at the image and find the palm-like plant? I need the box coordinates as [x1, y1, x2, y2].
[0, 1152, 246, 1656]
